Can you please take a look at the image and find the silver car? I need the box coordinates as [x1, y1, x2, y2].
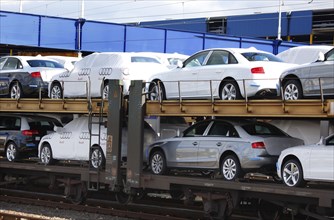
[146, 119, 304, 181]
[280, 48, 334, 100]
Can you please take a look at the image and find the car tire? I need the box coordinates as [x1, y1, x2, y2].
[50, 82, 63, 99]
[220, 80, 242, 100]
[283, 79, 303, 100]
[90, 147, 105, 169]
[282, 159, 306, 187]
[9, 82, 23, 99]
[150, 150, 167, 175]
[40, 143, 55, 165]
[149, 81, 166, 101]
[221, 155, 242, 181]
[6, 142, 19, 162]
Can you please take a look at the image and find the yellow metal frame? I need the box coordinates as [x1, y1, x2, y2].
[0, 98, 333, 118]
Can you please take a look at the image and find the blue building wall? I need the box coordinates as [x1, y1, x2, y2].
[227, 11, 312, 37]
[0, 10, 305, 55]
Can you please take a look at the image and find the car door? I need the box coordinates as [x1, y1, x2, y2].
[197, 50, 228, 98]
[197, 121, 238, 168]
[307, 49, 334, 96]
[164, 51, 210, 98]
[309, 136, 334, 181]
[52, 119, 78, 160]
[169, 120, 211, 168]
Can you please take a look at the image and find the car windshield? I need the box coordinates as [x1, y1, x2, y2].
[242, 122, 287, 136]
[27, 59, 64, 68]
[325, 49, 334, 61]
[242, 52, 283, 62]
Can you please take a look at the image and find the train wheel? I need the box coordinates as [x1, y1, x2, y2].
[258, 199, 282, 220]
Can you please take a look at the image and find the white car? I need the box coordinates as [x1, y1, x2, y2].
[46, 56, 81, 71]
[147, 47, 297, 101]
[276, 134, 334, 187]
[38, 116, 158, 168]
[48, 52, 168, 99]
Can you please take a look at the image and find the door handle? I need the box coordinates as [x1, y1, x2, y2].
[192, 141, 198, 146]
[216, 142, 222, 146]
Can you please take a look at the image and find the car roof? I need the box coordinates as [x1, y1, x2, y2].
[198, 47, 272, 54]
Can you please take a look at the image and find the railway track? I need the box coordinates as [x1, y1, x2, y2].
[0, 188, 264, 220]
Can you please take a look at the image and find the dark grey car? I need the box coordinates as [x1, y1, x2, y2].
[0, 56, 67, 99]
[0, 114, 63, 161]
[146, 119, 304, 181]
[280, 48, 334, 100]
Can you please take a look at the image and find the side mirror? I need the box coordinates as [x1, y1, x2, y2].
[54, 126, 63, 132]
[316, 52, 325, 62]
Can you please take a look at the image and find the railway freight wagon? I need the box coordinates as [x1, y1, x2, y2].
[0, 80, 333, 220]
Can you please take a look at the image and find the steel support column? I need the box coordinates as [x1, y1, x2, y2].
[105, 80, 123, 191]
[126, 80, 145, 190]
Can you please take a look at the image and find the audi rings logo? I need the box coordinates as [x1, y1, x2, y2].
[78, 68, 91, 76]
[60, 72, 70, 78]
[99, 68, 112, 76]
[79, 132, 90, 140]
[60, 132, 72, 139]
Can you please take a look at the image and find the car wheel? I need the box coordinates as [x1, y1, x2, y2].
[220, 80, 242, 100]
[50, 82, 63, 99]
[150, 151, 167, 175]
[9, 82, 23, 99]
[6, 142, 19, 162]
[102, 84, 109, 99]
[282, 159, 305, 187]
[90, 147, 105, 169]
[40, 143, 55, 165]
[221, 155, 242, 181]
[149, 81, 165, 101]
[283, 79, 303, 100]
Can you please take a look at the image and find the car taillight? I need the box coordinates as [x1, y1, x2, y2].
[31, 72, 41, 78]
[252, 142, 265, 149]
[22, 130, 39, 136]
[251, 67, 265, 74]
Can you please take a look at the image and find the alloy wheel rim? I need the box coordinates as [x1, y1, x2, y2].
[10, 85, 20, 99]
[41, 147, 51, 164]
[91, 149, 102, 168]
[51, 85, 61, 99]
[284, 84, 298, 100]
[150, 85, 160, 101]
[103, 85, 109, 99]
[151, 154, 163, 174]
[283, 162, 300, 186]
[222, 84, 236, 100]
[222, 158, 236, 180]
[6, 144, 16, 161]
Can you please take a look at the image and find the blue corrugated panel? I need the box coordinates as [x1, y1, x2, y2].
[138, 18, 207, 33]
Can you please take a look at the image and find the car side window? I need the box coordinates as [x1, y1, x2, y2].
[0, 117, 20, 130]
[184, 51, 210, 67]
[2, 58, 21, 70]
[206, 50, 238, 65]
[183, 121, 211, 137]
[208, 121, 238, 137]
